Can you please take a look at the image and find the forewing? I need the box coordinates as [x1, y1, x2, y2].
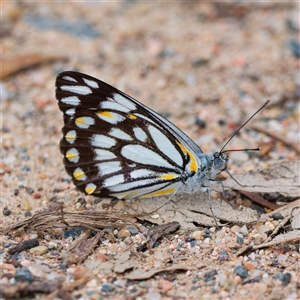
[56, 72, 194, 198]
[56, 71, 203, 155]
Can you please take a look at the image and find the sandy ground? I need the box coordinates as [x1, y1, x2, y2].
[1, 2, 299, 300]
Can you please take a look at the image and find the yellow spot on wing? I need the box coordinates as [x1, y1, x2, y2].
[66, 132, 76, 142]
[85, 183, 97, 194]
[140, 188, 176, 198]
[128, 113, 137, 119]
[176, 141, 198, 173]
[73, 169, 85, 180]
[98, 111, 113, 118]
[66, 150, 78, 160]
[75, 117, 86, 125]
[161, 174, 178, 180]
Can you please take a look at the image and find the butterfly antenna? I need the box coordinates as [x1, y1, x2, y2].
[222, 148, 260, 153]
[219, 100, 270, 153]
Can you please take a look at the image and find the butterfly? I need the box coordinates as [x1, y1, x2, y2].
[55, 71, 267, 206]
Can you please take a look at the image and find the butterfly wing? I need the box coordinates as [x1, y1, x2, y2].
[56, 71, 202, 199]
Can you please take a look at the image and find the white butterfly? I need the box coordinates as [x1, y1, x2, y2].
[56, 71, 266, 206]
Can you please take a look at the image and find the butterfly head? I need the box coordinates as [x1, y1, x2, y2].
[209, 152, 228, 179]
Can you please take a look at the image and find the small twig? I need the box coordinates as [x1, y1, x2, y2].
[250, 124, 300, 154]
[240, 191, 279, 210]
[236, 236, 300, 257]
[264, 216, 291, 243]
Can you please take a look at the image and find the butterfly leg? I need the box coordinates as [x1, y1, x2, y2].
[201, 186, 219, 228]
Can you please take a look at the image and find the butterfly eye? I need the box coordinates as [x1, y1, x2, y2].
[213, 152, 227, 171]
[214, 157, 223, 169]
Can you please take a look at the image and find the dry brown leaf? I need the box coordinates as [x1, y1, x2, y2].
[5, 204, 136, 234]
[65, 231, 104, 265]
[125, 264, 189, 280]
[113, 250, 136, 273]
[129, 192, 259, 229]
[217, 159, 300, 197]
[1, 53, 66, 79]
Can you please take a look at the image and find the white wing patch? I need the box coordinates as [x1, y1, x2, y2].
[101, 101, 131, 113]
[83, 78, 99, 89]
[61, 85, 92, 95]
[113, 93, 136, 110]
[94, 149, 117, 161]
[108, 178, 159, 193]
[62, 76, 77, 82]
[66, 108, 75, 116]
[148, 125, 183, 166]
[96, 111, 125, 124]
[61, 96, 81, 106]
[121, 145, 175, 169]
[91, 134, 116, 148]
[134, 113, 158, 126]
[133, 127, 147, 142]
[97, 161, 122, 176]
[130, 169, 156, 179]
[109, 128, 132, 141]
[103, 174, 124, 187]
[75, 117, 95, 129]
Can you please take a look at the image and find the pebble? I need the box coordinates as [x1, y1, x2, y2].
[273, 273, 291, 286]
[259, 225, 271, 235]
[265, 221, 275, 230]
[143, 292, 161, 300]
[28, 263, 51, 277]
[96, 253, 109, 262]
[202, 229, 211, 238]
[86, 279, 98, 288]
[20, 198, 32, 210]
[192, 230, 203, 240]
[24, 211, 32, 217]
[14, 268, 34, 282]
[114, 279, 127, 287]
[101, 283, 115, 292]
[3, 242, 11, 248]
[278, 254, 288, 262]
[230, 225, 241, 233]
[234, 265, 249, 278]
[249, 252, 256, 261]
[159, 279, 173, 291]
[113, 200, 125, 210]
[29, 245, 49, 255]
[253, 234, 264, 245]
[218, 250, 229, 261]
[3, 207, 11, 216]
[127, 226, 139, 236]
[194, 116, 206, 128]
[270, 212, 284, 220]
[25, 187, 34, 194]
[117, 229, 131, 239]
[64, 227, 84, 239]
[244, 261, 256, 271]
[236, 236, 244, 244]
[204, 270, 217, 282]
[32, 192, 41, 199]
